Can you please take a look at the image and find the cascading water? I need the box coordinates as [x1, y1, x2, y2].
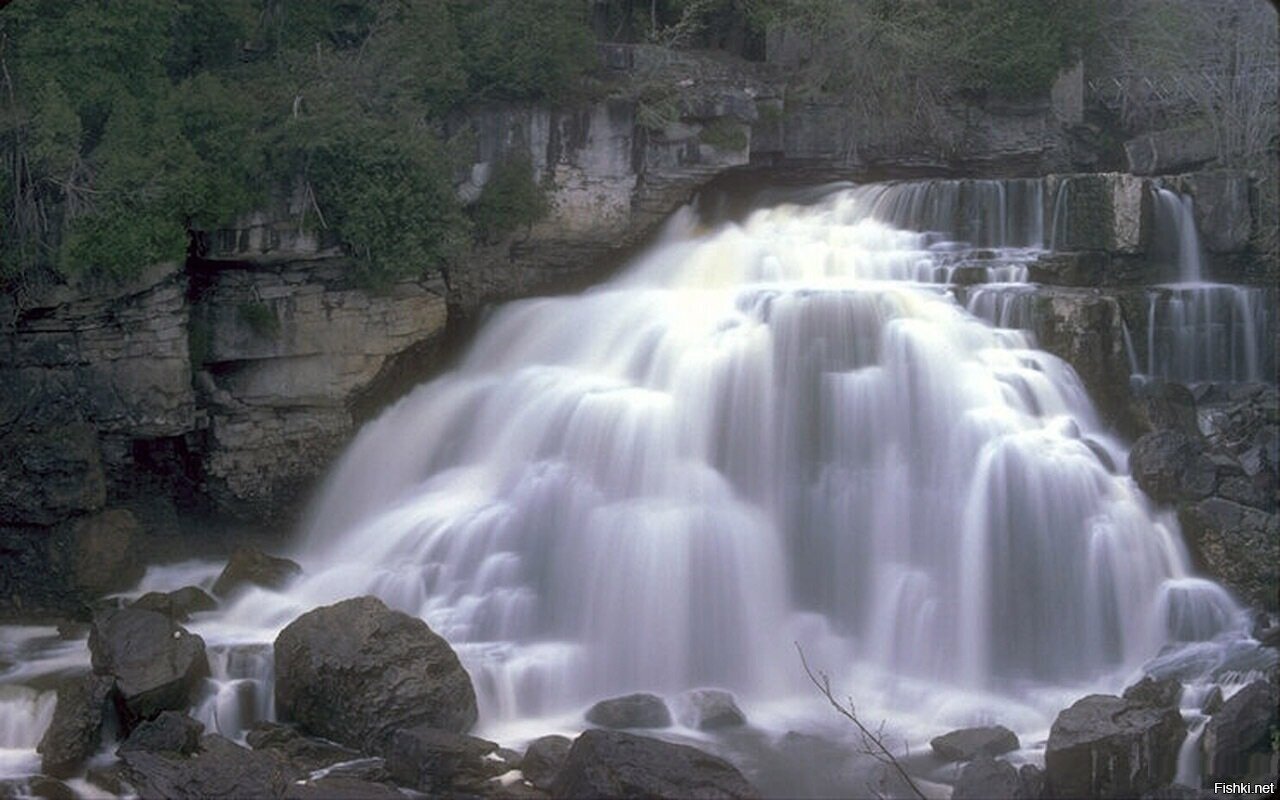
[0, 180, 1268, 795]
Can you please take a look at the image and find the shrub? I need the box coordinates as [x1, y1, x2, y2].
[472, 155, 550, 244]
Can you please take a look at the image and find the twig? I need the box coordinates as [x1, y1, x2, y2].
[795, 643, 927, 800]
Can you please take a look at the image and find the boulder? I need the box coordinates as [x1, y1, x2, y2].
[1017, 764, 1045, 799]
[283, 776, 404, 799]
[1178, 497, 1279, 611]
[1123, 676, 1184, 708]
[119, 733, 300, 800]
[211, 547, 302, 597]
[37, 674, 116, 778]
[130, 586, 217, 621]
[952, 756, 1019, 800]
[1130, 430, 1213, 504]
[1201, 680, 1279, 783]
[118, 712, 204, 756]
[550, 729, 760, 799]
[273, 596, 477, 754]
[70, 509, 144, 596]
[385, 725, 504, 794]
[245, 721, 363, 772]
[0, 776, 78, 800]
[585, 693, 672, 729]
[88, 607, 209, 724]
[677, 689, 746, 731]
[1200, 686, 1223, 715]
[521, 735, 573, 791]
[929, 725, 1020, 762]
[1045, 693, 1186, 799]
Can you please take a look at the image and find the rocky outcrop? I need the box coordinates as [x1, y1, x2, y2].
[1200, 680, 1279, 784]
[37, 674, 116, 778]
[88, 607, 209, 725]
[952, 756, 1020, 800]
[1125, 125, 1217, 177]
[117, 712, 204, 756]
[585, 693, 673, 729]
[550, 729, 760, 799]
[1044, 693, 1186, 799]
[385, 725, 508, 795]
[244, 722, 363, 773]
[929, 725, 1020, 763]
[119, 733, 300, 800]
[273, 596, 478, 755]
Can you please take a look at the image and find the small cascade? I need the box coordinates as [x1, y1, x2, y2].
[1152, 188, 1204, 283]
[851, 178, 1046, 250]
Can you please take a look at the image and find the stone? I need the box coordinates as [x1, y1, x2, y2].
[1028, 252, 1110, 287]
[1201, 680, 1279, 783]
[385, 725, 502, 794]
[0, 423, 105, 526]
[211, 547, 302, 597]
[585, 693, 672, 729]
[929, 725, 1020, 762]
[119, 733, 300, 800]
[118, 711, 204, 755]
[1125, 126, 1216, 176]
[130, 586, 218, 621]
[952, 756, 1019, 800]
[1123, 676, 1184, 708]
[1178, 497, 1279, 611]
[521, 735, 572, 791]
[273, 596, 477, 755]
[1130, 430, 1204, 504]
[676, 689, 746, 731]
[245, 722, 364, 772]
[550, 729, 760, 799]
[88, 607, 209, 724]
[1180, 171, 1253, 254]
[37, 674, 116, 778]
[1201, 686, 1224, 715]
[1017, 763, 1045, 799]
[68, 508, 144, 596]
[283, 777, 404, 799]
[1045, 693, 1186, 799]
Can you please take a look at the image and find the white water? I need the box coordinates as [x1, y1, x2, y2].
[0, 181, 1268, 795]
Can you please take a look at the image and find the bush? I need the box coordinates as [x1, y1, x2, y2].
[472, 155, 549, 244]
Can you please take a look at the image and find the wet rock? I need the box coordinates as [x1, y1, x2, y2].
[0, 423, 105, 526]
[6, 776, 78, 800]
[1201, 680, 1279, 783]
[677, 689, 746, 731]
[283, 776, 404, 799]
[211, 547, 302, 597]
[119, 733, 300, 800]
[585, 693, 672, 729]
[952, 756, 1019, 799]
[1028, 251, 1109, 287]
[1045, 693, 1186, 799]
[929, 725, 1019, 762]
[246, 721, 363, 772]
[550, 729, 760, 799]
[1017, 764, 1045, 799]
[70, 509, 144, 596]
[118, 711, 204, 755]
[1123, 676, 1184, 708]
[37, 674, 115, 778]
[521, 735, 573, 791]
[1200, 686, 1223, 715]
[130, 586, 217, 621]
[1178, 497, 1279, 611]
[274, 595, 477, 755]
[1130, 430, 1210, 504]
[385, 725, 503, 794]
[88, 607, 209, 724]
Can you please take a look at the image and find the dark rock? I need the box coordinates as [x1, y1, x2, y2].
[88, 607, 209, 724]
[1125, 125, 1216, 175]
[22, 776, 77, 800]
[521, 735, 573, 791]
[1028, 252, 1109, 287]
[118, 711, 204, 755]
[273, 595, 477, 755]
[37, 674, 116, 778]
[929, 725, 1020, 762]
[1130, 430, 1208, 504]
[130, 586, 217, 621]
[246, 721, 363, 772]
[1017, 763, 1045, 799]
[1045, 693, 1186, 799]
[283, 777, 404, 799]
[676, 689, 746, 731]
[0, 423, 105, 526]
[85, 764, 127, 795]
[70, 509, 144, 596]
[585, 693, 672, 729]
[1178, 497, 1279, 611]
[1200, 686, 1224, 715]
[119, 733, 300, 800]
[952, 756, 1019, 800]
[385, 725, 502, 794]
[550, 729, 760, 799]
[1201, 680, 1279, 783]
[211, 547, 302, 597]
[1123, 677, 1184, 708]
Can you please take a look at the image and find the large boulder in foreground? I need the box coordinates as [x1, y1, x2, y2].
[119, 733, 299, 800]
[88, 607, 209, 724]
[550, 729, 760, 799]
[37, 674, 116, 778]
[1201, 680, 1279, 784]
[1045, 693, 1186, 799]
[273, 596, 477, 755]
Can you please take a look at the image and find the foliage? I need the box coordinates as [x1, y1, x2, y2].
[699, 119, 747, 151]
[237, 300, 279, 338]
[472, 155, 549, 244]
[450, 0, 594, 102]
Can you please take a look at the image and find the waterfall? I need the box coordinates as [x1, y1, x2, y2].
[1152, 188, 1204, 284]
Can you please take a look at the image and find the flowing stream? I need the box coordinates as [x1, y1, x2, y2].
[1, 180, 1273, 795]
